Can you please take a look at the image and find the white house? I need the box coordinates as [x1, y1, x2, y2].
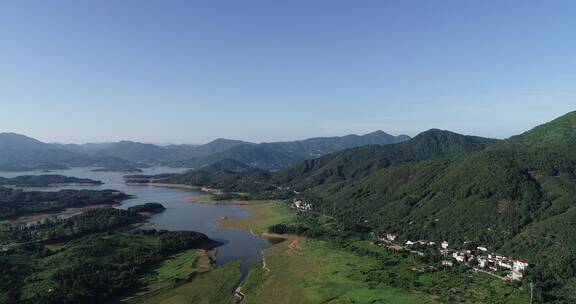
[513, 259, 529, 271]
[442, 260, 454, 267]
[441, 241, 449, 249]
[294, 200, 312, 211]
[478, 258, 487, 268]
[498, 261, 513, 269]
[510, 270, 524, 281]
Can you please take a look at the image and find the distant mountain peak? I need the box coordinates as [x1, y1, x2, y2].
[209, 138, 231, 143]
[416, 128, 486, 138]
[0, 132, 41, 140]
[361, 130, 411, 143]
[364, 130, 390, 135]
[0, 132, 49, 151]
[205, 138, 253, 147]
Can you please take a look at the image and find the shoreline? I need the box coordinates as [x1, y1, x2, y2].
[126, 182, 224, 195]
[5, 203, 119, 225]
[186, 196, 257, 205]
[216, 201, 295, 242]
[125, 182, 253, 205]
[10, 182, 103, 190]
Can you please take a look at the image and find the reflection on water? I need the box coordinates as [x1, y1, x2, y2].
[0, 167, 272, 275]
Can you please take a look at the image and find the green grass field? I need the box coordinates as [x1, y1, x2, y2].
[139, 262, 242, 304]
[241, 239, 426, 304]
[240, 237, 531, 304]
[218, 200, 295, 234]
[348, 241, 530, 304]
[120, 248, 216, 303]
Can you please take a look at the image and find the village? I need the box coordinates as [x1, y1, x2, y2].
[375, 233, 529, 282]
[293, 199, 313, 211]
[292, 199, 529, 281]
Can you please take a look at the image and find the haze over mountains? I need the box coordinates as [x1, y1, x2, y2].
[0, 130, 410, 171]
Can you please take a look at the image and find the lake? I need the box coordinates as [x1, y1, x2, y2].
[0, 167, 273, 276]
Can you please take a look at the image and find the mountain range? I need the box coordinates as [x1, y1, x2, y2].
[4, 112, 576, 301]
[133, 111, 576, 302]
[288, 112, 576, 302]
[0, 131, 410, 171]
[165, 131, 410, 170]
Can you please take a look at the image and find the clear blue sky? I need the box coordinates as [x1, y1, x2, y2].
[1, 1, 575, 144]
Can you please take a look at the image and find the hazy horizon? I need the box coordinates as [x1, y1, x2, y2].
[2, 129, 410, 146]
[2, 1, 575, 143]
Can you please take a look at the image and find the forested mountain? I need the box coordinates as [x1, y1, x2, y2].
[51, 142, 115, 153]
[175, 138, 253, 158]
[271, 129, 499, 189]
[0, 133, 145, 171]
[91, 138, 251, 163]
[125, 159, 272, 195]
[202, 158, 252, 172]
[263, 130, 410, 159]
[0, 131, 405, 171]
[94, 141, 171, 162]
[172, 130, 411, 170]
[135, 129, 496, 196]
[302, 111, 576, 302]
[0, 133, 50, 151]
[0, 134, 237, 171]
[172, 144, 300, 170]
[0, 148, 138, 172]
[133, 112, 576, 301]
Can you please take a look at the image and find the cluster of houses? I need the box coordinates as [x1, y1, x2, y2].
[375, 233, 529, 281]
[440, 241, 529, 281]
[293, 200, 312, 211]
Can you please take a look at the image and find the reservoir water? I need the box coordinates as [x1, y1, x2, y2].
[0, 167, 273, 275]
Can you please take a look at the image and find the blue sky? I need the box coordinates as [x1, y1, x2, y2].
[0, 1, 575, 144]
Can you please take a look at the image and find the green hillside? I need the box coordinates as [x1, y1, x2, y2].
[132, 129, 495, 197]
[271, 129, 499, 190]
[304, 111, 576, 303]
[169, 130, 410, 170]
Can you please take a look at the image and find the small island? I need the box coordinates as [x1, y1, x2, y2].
[0, 163, 69, 172]
[128, 202, 167, 214]
[0, 174, 103, 187]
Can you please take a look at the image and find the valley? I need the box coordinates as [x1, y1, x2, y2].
[2, 112, 576, 303]
[113, 111, 576, 303]
[5, 1, 576, 302]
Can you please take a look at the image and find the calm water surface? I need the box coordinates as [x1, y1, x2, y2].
[0, 167, 272, 275]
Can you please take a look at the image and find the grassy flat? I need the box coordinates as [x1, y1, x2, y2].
[220, 201, 529, 304]
[218, 200, 295, 234]
[241, 238, 530, 304]
[217, 200, 426, 303]
[121, 249, 215, 303]
[241, 239, 426, 304]
[139, 262, 242, 304]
